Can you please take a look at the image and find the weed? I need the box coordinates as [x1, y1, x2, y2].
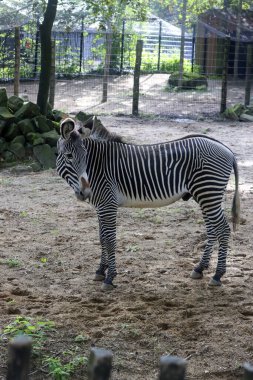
[126, 244, 140, 253]
[0, 258, 20, 268]
[44, 353, 87, 380]
[1, 316, 55, 355]
[19, 210, 28, 218]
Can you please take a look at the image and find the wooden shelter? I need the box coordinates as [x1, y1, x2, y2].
[195, 9, 253, 77]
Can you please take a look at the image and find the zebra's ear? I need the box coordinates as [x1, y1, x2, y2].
[77, 116, 95, 138]
[60, 118, 76, 140]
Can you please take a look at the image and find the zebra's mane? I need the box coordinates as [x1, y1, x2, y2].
[80, 116, 125, 143]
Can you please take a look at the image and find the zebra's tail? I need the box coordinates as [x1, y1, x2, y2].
[232, 157, 240, 231]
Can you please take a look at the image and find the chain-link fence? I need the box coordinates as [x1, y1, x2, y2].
[0, 20, 252, 118]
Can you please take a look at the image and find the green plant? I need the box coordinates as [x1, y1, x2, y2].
[126, 244, 140, 253]
[0, 258, 20, 267]
[44, 353, 87, 380]
[1, 316, 55, 354]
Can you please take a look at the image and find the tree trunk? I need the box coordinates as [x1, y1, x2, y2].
[37, 0, 58, 115]
[233, 0, 243, 79]
[178, 0, 187, 88]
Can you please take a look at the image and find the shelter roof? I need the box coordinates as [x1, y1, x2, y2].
[198, 9, 253, 42]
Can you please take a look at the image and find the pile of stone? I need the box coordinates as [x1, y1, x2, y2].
[168, 72, 208, 90]
[0, 88, 67, 169]
[224, 103, 253, 121]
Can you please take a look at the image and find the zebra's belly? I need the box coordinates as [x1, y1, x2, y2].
[117, 192, 185, 208]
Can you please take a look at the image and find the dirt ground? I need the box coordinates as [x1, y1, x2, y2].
[0, 116, 253, 379]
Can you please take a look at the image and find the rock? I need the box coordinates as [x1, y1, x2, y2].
[29, 161, 42, 171]
[2, 150, 15, 162]
[14, 101, 40, 120]
[0, 138, 7, 153]
[0, 107, 15, 121]
[11, 135, 26, 145]
[9, 142, 26, 159]
[33, 137, 45, 146]
[3, 123, 20, 141]
[168, 72, 208, 89]
[41, 130, 59, 147]
[33, 144, 56, 169]
[7, 96, 24, 113]
[0, 120, 6, 134]
[52, 109, 68, 122]
[18, 119, 35, 135]
[26, 132, 38, 144]
[76, 111, 93, 123]
[0, 88, 8, 106]
[33, 115, 51, 133]
[239, 113, 253, 122]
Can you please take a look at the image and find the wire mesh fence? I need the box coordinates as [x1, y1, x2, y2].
[0, 20, 252, 118]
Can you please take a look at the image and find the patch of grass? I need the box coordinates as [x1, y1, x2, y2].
[1, 316, 55, 355]
[19, 210, 28, 218]
[1, 316, 88, 379]
[44, 353, 87, 380]
[0, 258, 20, 268]
[126, 244, 140, 253]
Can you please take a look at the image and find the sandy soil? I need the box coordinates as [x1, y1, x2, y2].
[0, 116, 252, 379]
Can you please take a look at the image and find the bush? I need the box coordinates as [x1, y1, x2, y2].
[140, 51, 201, 74]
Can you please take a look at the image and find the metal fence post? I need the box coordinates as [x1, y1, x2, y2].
[157, 21, 162, 71]
[132, 39, 143, 116]
[88, 347, 113, 380]
[158, 355, 186, 380]
[7, 335, 32, 380]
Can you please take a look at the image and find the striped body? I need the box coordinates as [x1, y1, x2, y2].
[57, 117, 240, 290]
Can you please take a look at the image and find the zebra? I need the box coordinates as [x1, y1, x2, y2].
[56, 116, 240, 291]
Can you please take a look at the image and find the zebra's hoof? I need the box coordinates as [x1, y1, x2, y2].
[190, 270, 203, 279]
[101, 282, 117, 291]
[93, 273, 105, 281]
[209, 278, 222, 286]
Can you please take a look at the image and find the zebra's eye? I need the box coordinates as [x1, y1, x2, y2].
[65, 153, 73, 160]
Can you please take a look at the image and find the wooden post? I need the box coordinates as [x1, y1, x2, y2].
[220, 37, 230, 114]
[49, 39, 56, 108]
[157, 21, 162, 71]
[132, 39, 143, 116]
[102, 29, 113, 103]
[7, 335, 32, 380]
[14, 26, 20, 96]
[120, 19, 126, 75]
[88, 347, 113, 380]
[158, 355, 186, 380]
[244, 363, 253, 380]
[244, 44, 253, 106]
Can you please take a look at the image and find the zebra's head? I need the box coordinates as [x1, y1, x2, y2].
[56, 118, 91, 201]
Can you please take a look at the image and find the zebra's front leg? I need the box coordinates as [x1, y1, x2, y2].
[96, 206, 118, 291]
[191, 211, 217, 280]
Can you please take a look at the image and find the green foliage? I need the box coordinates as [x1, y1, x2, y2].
[139, 50, 201, 74]
[0, 258, 20, 267]
[2, 316, 55, 354]
[44, 353, 87, 380]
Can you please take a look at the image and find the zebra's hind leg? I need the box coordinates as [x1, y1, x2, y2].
[191, 211, 217, 280]
[199, 207, 230, 286]
[208, 209, 230, 286]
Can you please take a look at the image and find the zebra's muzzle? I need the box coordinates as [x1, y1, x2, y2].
[75, 176, 91, 201]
